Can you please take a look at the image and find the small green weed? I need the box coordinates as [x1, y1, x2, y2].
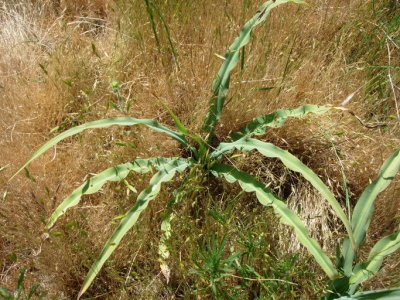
[191, 233, 241, 299]
[0, 269, 46, 300]
[190, 232, 318, 299]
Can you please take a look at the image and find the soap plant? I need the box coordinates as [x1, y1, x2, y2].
[320, 150, 400, 300]
[12, 0, 400, 298]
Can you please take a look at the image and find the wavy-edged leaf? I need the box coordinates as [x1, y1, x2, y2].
[349, 231, 400, 288]
[203, 0, 306, 139]
[342, 150, 400, 275]
[231, 104, 330, 141]
[210, 163, 338, 279]
[47, 157, 178, 229]
[77, 158, 192, 299]
[211, 137, 354, 246]
[158, 184, 186, 283]
[335, 288, 400, 300]
[12, 118, 190, 179]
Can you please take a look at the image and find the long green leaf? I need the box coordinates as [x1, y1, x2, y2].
[202, 0, 306, 140]
[46, 157, 178, 229]
[231, 104, 330, 141]
[349, 231, 400, 288]
[342, 150, 400, 275]
[211, 137, 354, 246]
[158, 184, 186, 283]
[210, 163, 338, 279]
[335, 288, 400, 300]
[144, 0, 160, 51]
[12, 118, 190, 179]
[148, 0, 180, 69]
[77, 158, 192, 299]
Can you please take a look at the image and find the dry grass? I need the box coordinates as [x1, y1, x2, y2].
[1, 0, 399, 298]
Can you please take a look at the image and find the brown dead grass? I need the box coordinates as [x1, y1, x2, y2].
[1, 0, 399, 298]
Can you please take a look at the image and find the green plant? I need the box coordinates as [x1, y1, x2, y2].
[191, 233, 241, 299]
[108, 80, 132, 113]
[11, 0, 400, 299]
[320, 150, 400, 299]
[0, 269, 46, 300]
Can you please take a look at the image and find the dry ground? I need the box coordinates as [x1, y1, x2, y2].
[0, 0, 399, 299]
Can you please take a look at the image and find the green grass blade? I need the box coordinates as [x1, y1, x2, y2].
[16, 268, 26, 298]
[349, 231, 400, 288]
[210, 163, 338, 279]
[27, 283, 40, 299]
[160, 102, 206, 158]
[334, 288, 400, 300]
[160, 102, 189, 135]
[77, 158, 192, 299]
[342, 150, 400, 275]
[46, 157, 177, 229]
[149, 0, 179, 70]
[231, 104, 330, 141]
[144, 0, 161, 52]
[203, 0, 306, 141]
[11, 117, 190, 179]
[211, 137, 354, 246]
